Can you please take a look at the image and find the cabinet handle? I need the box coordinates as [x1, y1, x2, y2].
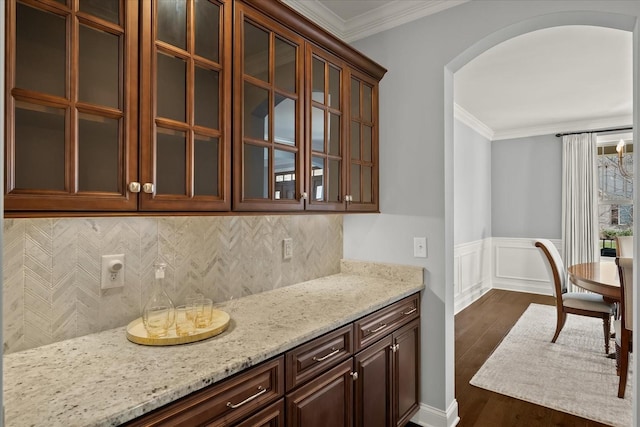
[368, 323, 387, 334]
[128, 182, 141, 193]
[301, 192, 308, 200]
[403, 307, 417, 316]
[226, 386, 266, 409]
[142, 183, 155, 194]
[312, 347, 340, 362]
[350, 371, 358, 380]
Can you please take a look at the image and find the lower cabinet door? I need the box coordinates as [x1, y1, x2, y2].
[354, 335, 393, 427]
[286, 358, 354, 427]
[233, 398, 285, 427]
[393, 319, 420, 426]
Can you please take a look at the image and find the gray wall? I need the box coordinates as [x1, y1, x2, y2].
[345, 0, 640, 419]
[492, 134, 562, 239]
[454, 119, 492, 245]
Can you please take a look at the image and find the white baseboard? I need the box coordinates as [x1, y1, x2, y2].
[454, 283, 492, 313]
[410, 400, 460, 427]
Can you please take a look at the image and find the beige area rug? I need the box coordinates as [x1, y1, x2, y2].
[470, 303, 632, 427]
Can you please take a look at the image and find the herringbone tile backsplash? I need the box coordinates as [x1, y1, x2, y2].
[3, 215, 343, 354]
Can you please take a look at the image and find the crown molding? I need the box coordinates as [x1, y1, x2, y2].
[454, 104, 494, 141]
[280, 0, 344, 40]
[491, 114, 633, 141]
[282, 0, 469, 43]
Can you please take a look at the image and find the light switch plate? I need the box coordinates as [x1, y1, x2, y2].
[283, 238, 293, 260]
[413, 237, 427, 258]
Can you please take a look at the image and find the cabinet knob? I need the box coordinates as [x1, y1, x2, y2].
[345, 195, 353, 203]
[350, 372, 358, 381]
[142, 183, 155, 194]
[128, 182, 141, 193]
[301, 192, 308, 200]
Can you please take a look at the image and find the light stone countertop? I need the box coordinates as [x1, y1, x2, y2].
[3, 260, 424, 427]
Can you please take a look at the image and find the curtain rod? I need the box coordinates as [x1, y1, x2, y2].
[555, 126, 633, 138]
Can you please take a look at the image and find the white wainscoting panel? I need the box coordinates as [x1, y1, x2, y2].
[454, 238, 492, 314]
[492, 237, 560, 295]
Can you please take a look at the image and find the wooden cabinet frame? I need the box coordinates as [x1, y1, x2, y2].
[139, 0, 232, 211]
[5, 0, 139, 211]
[5, 0, 385, 215]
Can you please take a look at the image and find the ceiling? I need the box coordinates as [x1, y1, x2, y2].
[283, 1, 633, 141]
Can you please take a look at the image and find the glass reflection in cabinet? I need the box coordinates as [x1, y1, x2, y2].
[157, 0, 187, 50]
[157, 52, 186, 122]
[275, 38, 296, 93]
[311, 157, 324, 201]
[78, 114, 119, 192]
[244, 22, 269, 82]
[274, 150, 296, 200]
[79, 25, 120, 108]
[16, 3, 65, 97]
[194, 135, 219, 197]
[274, 95, 295, 145]
[80, 0, 120, 24]
[244, 83, 269, 141]
[156, 128, 187, 195]
[328, 158, 341, 202]
[195, 0, 219, 62]
[14, 102, 65, 191]
[194, 66, 220, 129]
[244, 144, 269, 199]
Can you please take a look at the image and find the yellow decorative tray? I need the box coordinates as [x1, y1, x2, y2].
[126, 309, 230, 346]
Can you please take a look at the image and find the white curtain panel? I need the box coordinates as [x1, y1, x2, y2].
[561, 133, 599, 291]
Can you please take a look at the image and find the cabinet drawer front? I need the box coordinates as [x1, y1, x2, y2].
[125, 357, 284, 427]
[231, 398, 285, 427]
[354, 294, 419, 351]
[286, 324, 353, 391]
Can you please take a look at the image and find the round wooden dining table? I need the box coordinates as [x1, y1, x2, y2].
[567, 261, 621, 301]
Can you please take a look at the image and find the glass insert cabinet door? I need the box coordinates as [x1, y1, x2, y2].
[306, 45, 346, 211]
[347, 70, 378, 212]
[139, 0, 231, 211]
[5, 0, 138, 211]
[233, 3, 304, 211]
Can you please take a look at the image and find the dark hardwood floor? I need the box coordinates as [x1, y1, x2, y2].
[454, 289, 612, 427]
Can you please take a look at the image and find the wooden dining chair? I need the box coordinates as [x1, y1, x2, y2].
[615, 236, 633, 257]
[615, 256, 633, 398]
[534, 239, 614, 353]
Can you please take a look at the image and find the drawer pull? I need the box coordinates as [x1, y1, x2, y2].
[313, 347, 341, 362]
[368, 323, 387, 334]
[403, 307, 417, 315]
[226, 386, 266, 409]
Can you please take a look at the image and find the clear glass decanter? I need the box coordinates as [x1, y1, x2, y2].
[142, 262, 175, 337]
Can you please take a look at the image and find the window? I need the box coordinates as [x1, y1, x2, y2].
[597, 133, 633, 257]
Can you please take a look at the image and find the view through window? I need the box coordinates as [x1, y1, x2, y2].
[597, 133, 633, 257]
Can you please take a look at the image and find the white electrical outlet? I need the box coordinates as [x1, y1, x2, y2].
[283, 238, 293, 260]
[101, 254, 125, 290]
[413, 237, 427, 258]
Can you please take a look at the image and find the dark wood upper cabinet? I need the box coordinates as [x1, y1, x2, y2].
[233, 2, 305, 211]
[139, 0, 231, 211]
[305, 45, 347, 211]
[347, 70, 378, 212]
[5, 0, 385, 214]
[5, 0, 139, 211]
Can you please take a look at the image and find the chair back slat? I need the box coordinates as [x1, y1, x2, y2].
[615, 236, 634, 257]
[616, 257, 633, 332]
[535, 239, 566, 297]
